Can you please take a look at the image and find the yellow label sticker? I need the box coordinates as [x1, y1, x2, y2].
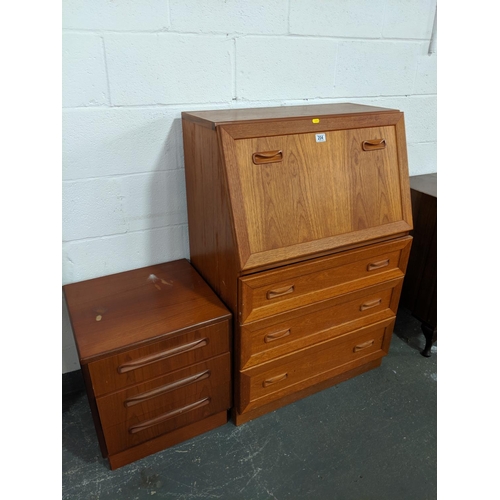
[312, 118, 320, 123]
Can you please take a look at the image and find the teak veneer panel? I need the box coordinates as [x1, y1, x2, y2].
[63, 260, 232, 469]
[63, 259, 231, 364]
[183, 104, 412, 274]
[183, 103, 398, 129]
[89, 321, 229, 397]
[98, 354, 231, 455]
[182, 103, 413, 425]
[239, 236, 411, 323]
[232, 360, 382, 426]
[238, 278, 403, 370]
[237, 318, 395, 414]
[233, 126, 402, 253]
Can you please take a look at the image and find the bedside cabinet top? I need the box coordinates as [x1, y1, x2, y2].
[63, 259, 231, 364]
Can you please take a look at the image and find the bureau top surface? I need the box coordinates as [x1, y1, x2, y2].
[63, 259, 231, 363]
[182, 103, 398, 127]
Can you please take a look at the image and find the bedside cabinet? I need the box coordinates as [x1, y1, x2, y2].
[182, 103, 413, 425]
[63, 259, 232, 470]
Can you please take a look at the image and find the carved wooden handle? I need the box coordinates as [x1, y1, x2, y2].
[362, 139, 386, 151]
[367, 259, 389, 271]
[124, 370, 211, 407]
[264, 328, 291, 343]
[128, 397, 210, 434]
[353, 340, 375, 352]
[263, 372, 288, 388]
[266, 284, 294, 300]
[252, 150, 283, 165]
[359, 298, 382, 311]
[117, 338, 208, 374]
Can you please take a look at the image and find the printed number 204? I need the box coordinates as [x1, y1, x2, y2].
[315, 134, 326, 143]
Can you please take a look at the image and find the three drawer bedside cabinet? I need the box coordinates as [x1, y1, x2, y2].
[63, 259, 232, 470]
[181, 103, 413, 425]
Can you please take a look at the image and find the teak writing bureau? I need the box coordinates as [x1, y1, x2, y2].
[63, 260, 232, 469]
[181, 103, 413, 425]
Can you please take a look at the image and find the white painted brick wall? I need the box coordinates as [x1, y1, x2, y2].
[63, 0, 170, 31]
[62, 33, 109, 107]
[237, 37, 338, 101]
[62, 108, 184, 180]
[290, 0, 385, 38]
[62, 0, 437, 373]
[105, 34, 234, 105]
[335, 41, 421, 97]
[170, 0, 289, 35]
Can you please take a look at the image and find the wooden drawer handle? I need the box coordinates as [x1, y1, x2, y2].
[266, 284, 294, 300]
[367, 259, 389, 271]
[128, 397, 210, 434]
[124, 370, 211, 407]
[263, 372, 288, 388]
[362, 139, 386, 151]
[252, 150, 283, 165]
[360, 298, 382, 311]
[353, 340, 375, 352]
[265, 328, 291, 343]
[117, 338, 208, 374]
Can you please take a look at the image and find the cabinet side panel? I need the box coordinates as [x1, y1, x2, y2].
[182, 119, 240, 313]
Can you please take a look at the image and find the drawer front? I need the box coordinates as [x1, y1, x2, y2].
[237, 318, 394, 414]
[99, 353, 231, 455]
[89, 321, 230, 397]
[239, 237, 411, 323]
[239, 278, 403, 370]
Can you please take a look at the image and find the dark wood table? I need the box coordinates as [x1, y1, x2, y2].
[400, 173, 437, 357]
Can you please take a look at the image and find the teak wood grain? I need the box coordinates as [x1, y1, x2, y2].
[88, 321, 229, 397]
[63, 259, 232, 468]
[182, 102, 398, 129]
[182, 119, 241, 314]
[183, 104, 412, 274]
[182, 103, 413, 425]
[237, 318, 395, 414]
[238, 278, 403, 370]
[239, 236, 411, 323]
[98, 355, 231, 455]
[107, 411, 228, 470]
[232, 359, 382, 426]
[63, 259, 231, 364]
[218, 117, 412, 272]
[96, 354, 230, 429]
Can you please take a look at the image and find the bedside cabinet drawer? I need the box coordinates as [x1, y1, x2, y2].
[239, 278, 403, 369]
[89, 321, 230, 397]
[97, 353, 231, 455]
[239, 237, 411, 323]
[96, 353, 230, 428]
[237, 318, 394, 414]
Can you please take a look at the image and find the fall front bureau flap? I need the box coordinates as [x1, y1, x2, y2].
[182, 104, 412, 273]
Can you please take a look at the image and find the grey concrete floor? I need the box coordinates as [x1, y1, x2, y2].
[62, 308, 436, 500]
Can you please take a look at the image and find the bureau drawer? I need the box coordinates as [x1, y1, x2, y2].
[89, 321, 230, 397]
[239, 237, 411, 323]
[237, 318, 394, 414]
[97, 353, 231, 455]
[239, 278, 402, 370]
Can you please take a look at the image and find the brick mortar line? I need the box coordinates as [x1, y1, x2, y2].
[62, 29, 431, 43]
[61, 94, 437, 112]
